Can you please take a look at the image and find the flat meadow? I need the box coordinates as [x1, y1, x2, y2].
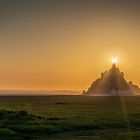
[0, 95, 140, 140]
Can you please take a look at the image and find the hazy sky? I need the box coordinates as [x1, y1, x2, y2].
[1, 0, 140, 91]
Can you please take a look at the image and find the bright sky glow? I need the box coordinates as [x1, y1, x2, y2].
[0, 1, 140, 91]
[112, 57, 118, 64]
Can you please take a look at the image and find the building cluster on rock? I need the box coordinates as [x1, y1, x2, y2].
[83, 64, 140, 96]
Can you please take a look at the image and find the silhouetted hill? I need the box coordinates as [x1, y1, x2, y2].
[84, 64, 140, 95]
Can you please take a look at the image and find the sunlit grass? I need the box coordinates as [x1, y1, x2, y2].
[0, 96, 140, 139]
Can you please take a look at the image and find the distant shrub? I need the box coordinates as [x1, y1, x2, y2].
[0, 110, 15, 119]
[0, 110, 43, 122]
[55, 102, 69, 105]
[18, 110, 28, 116]
[47, 117, 61, 121]
[0, 128, 16, 135]
[37, 116, 42, 119]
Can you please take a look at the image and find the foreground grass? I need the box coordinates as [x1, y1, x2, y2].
[0, 96, 140, 139]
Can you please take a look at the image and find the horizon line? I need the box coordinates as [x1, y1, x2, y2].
[0, 89, 82, 93]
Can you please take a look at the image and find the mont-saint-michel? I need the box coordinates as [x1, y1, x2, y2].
[83, 62, 140, 96]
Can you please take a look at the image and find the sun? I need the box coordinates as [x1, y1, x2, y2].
[111, 57, 117, 64]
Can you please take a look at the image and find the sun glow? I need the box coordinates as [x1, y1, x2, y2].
[112, 57, 118, 64]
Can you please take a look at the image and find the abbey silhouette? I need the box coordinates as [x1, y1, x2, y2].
[83, 64, 140, 95]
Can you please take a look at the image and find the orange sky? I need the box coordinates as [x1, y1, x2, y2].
[0, 0, 140, 91]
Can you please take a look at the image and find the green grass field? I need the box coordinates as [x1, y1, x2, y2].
[0, 95, 140, 140]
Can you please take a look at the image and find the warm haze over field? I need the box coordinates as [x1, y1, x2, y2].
[1, 0, 140, 91]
